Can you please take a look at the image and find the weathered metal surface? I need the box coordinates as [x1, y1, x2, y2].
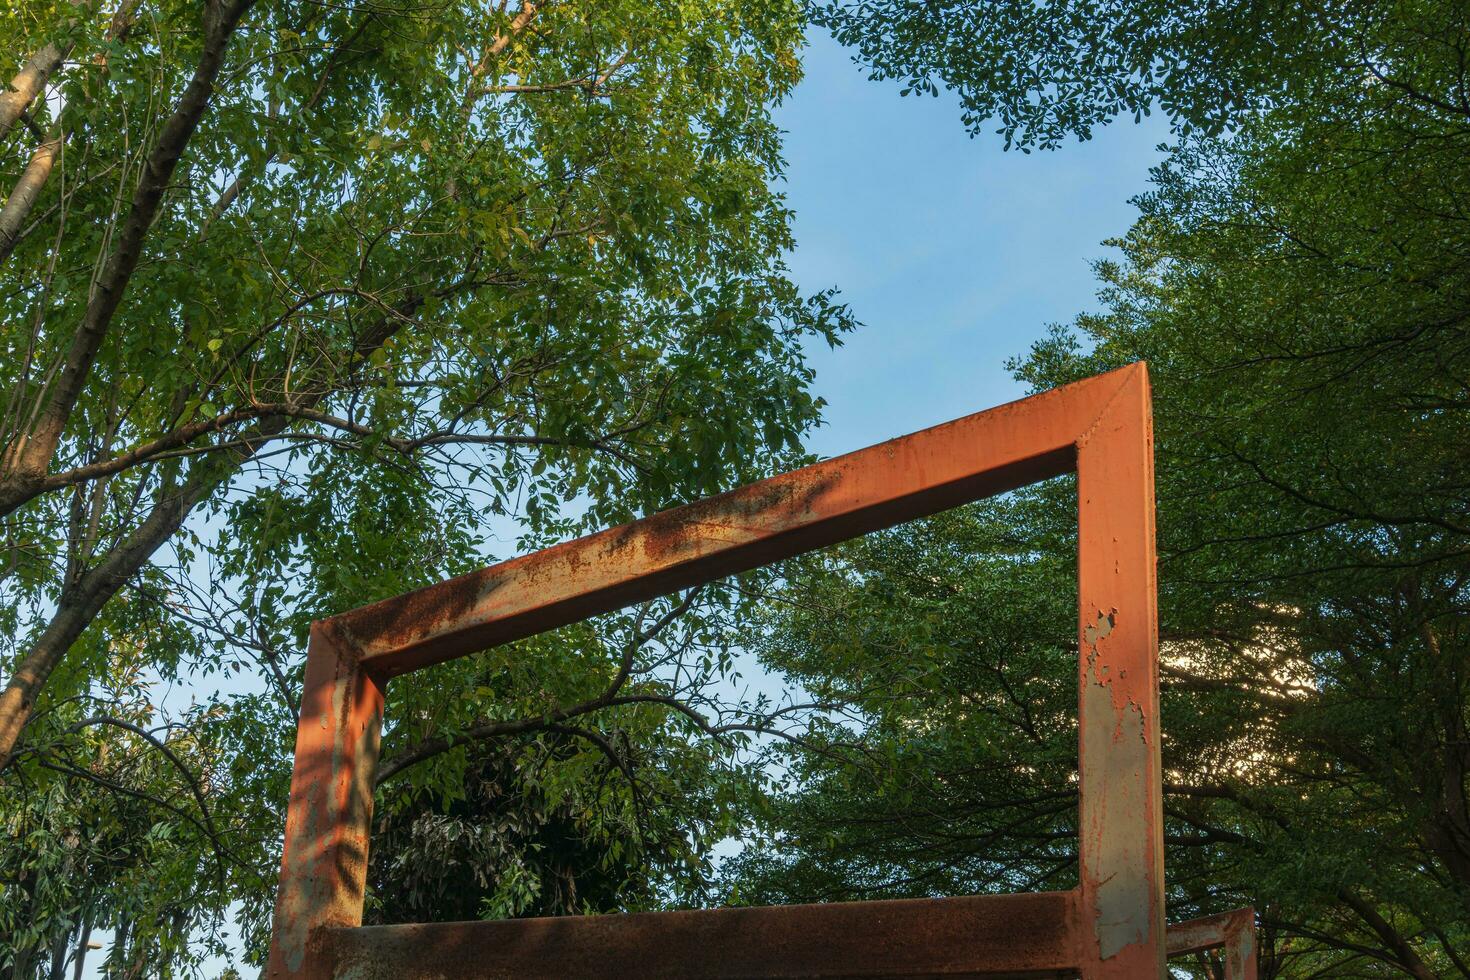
[326, 892, 1081, 979]
[327, 365, 1144, 678]
[319, 901, 1257, 980]
[266, 624, 385, 979]
[1166, 909, 1259, 980]
[266, 362, 1172, 979]
[1074, 368, 1165, 976]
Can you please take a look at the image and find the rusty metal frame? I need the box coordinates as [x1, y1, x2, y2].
[266, 362, 1256, 979]
[1167, 908, 1259, 980]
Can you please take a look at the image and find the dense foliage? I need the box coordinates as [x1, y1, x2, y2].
[817, 0, 1470, 149]
[725, 2, 1470, 976]
[0, 0, 848, 972]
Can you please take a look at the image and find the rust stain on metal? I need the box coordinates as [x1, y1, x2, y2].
[263, 363, 1226, 979]
[321, 369, 1146, 676]
[1073, 366, 1165, 977]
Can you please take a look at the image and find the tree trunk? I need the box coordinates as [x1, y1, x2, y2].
[47, 927, 70, 980]
[0, 42, 66, 143]
[70, 918, 92, 980]
[0, 135, 61, 264]
[0, 294, 415, 769]
[109, 916, 130, 980]
[0, 2, 265, 757]
[0, 0, 256, 506]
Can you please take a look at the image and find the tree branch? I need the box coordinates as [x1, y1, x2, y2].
[375, 590, 702, 785]
[0, 293, 422, 772]
[1338, 888, 1441, 980]
[481, 51, 632, 98]
[0, 43, 66, 143]
[0, 0, 258, 499]
[60, 715, 227, 874]
[0, 135, 62, 264]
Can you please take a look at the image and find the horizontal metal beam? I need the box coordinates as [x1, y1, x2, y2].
[331, 364, 1141, 677]
[1165, 908, 1258, 980]
[321, 897, 1256, 979]
[1165, 908, 1251, 957]
[325, 892, 1082, 979]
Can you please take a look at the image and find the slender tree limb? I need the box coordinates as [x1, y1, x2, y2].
[4, 400, 645, 509]
[0, 0, 143, 264]
[30, 757, 234, 889]
[375, 590, 702, 785]
[199, 7, 379, 239]
[0, 469, 229, 771]
[0, 0, 258, 501]
[0, 293, 421, 771]
[60, 715, 227, 872]
[70, 917, 92, 980]
[1231, 449, 1470, 537]
[480, 53, 631, 97]
[471, 1, 538, 78]
[543, 721, 652, 828]
[0, 43, 67, 143]
[18, 108, 47, 141]
[1338, 888, 1441, 980]
[0, 135, 62, 264]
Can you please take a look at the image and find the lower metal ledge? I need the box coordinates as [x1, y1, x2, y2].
[326, 892, 1080, 979]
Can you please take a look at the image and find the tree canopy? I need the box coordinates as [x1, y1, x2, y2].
[723, 2, 1470, 975]
[817, 0, 1470, 148]
[0, 0, 848, 972]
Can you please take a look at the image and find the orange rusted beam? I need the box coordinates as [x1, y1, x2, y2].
[269, 624, 384, 976]
[322, 366, 1134, 678]
[295, 899, 1252, 975]
[1075, 366, 1164, 976]
[313, 899, 1256, 980]
[324, 892, 1082, 979]
[1167, 908, 1259, 980]
[267, 362, 1167, 979]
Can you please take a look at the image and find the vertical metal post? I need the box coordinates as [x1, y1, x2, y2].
[1225, 914, 1259, 980]
[1075, 369, 1166, 977]
[266, 623, 385, 979]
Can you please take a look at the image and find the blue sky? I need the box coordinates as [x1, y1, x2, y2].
[776, 32, 1168, 458]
